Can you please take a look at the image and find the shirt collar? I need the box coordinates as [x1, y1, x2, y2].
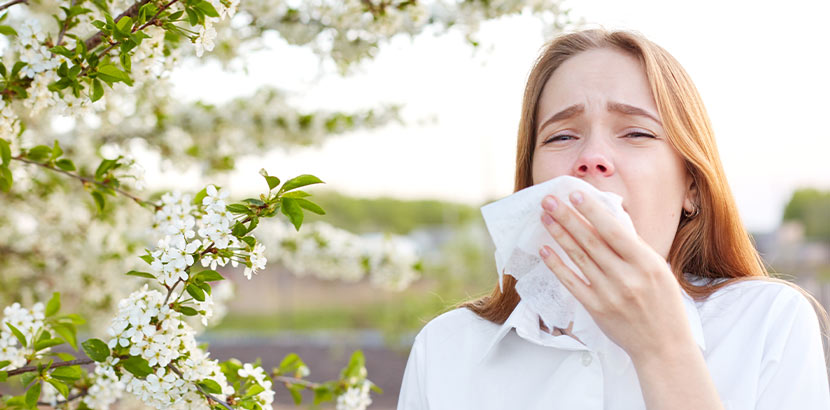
[477, 281, 706, 365]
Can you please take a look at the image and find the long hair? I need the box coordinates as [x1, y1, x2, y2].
[454, 27, 829, 356]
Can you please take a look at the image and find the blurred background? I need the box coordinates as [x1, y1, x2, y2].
[3, 0, 829, 408]
[179, 0, 830, 409]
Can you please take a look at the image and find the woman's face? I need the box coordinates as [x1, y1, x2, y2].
[531, 47, 695, 260]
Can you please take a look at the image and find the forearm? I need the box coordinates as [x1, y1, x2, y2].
[630, 341, 725, 410]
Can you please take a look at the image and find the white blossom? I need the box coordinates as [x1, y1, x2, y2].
[194, 20, 217, 57]
[336, 380, 373, 410]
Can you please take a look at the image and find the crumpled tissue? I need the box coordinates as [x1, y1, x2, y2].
[480, 175, 637, 371]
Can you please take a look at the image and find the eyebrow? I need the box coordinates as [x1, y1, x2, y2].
[537, 101, 663, 134]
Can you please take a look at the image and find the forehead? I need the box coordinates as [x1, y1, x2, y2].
[536, 48, 658, 121]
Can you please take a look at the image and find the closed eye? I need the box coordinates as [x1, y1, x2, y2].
[541, 132, 656, 145]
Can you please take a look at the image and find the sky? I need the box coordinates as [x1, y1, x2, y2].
[162, 0, 830, 233]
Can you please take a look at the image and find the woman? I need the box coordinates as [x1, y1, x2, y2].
[396, 28, 830, 409]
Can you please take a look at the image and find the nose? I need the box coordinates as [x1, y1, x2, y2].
[573, 142, 615, 178]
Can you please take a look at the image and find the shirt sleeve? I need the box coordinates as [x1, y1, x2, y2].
[397, 332, 430, 410]
[755, 286, 830, 409]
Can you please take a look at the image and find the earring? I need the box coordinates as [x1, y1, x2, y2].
[683, 205, 699, 218]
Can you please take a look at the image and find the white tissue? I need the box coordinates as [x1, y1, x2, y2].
[480, 175, 637, 336]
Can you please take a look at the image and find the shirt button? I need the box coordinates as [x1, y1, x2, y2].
[581, 351, 593, 366]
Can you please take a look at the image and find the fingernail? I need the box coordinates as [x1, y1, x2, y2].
[542, 213, 554, 225]
[570, 191, 583, 205]
[540, 246, 550, 258]
[542, 196, 558, 212]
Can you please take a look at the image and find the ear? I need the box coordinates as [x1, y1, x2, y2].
[683, 172, 698, 213]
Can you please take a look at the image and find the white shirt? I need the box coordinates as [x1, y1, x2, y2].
[396, 274, 830, 409]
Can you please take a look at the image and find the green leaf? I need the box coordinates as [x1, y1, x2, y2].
[122, 356, 152, 378]
[0, 165, 12, 192]
[277, 353, 305, 375]
[55, 158, 76, 171]
[226, 204, 251, 214]
[53, 352, 75, 361]
[313, 386, 334, 405]
[62, 314, 85, 325]
[0, 360, 9, 369]
[25, 381, 41, 409]
[126, 270, 155, 279]
[193, 187, 208, 205]
[280, 198, 303, 231]
[51, 140, 63, 160]
[265, 175, 280, 191]
[81, 338, 110, 362]
[34, 338, 64, 351]
[91, 78, 104, 102]
[340, 349, 365, 380]
[192, 270, 224, 282]
[96, 64, 133, 86]
[94, 158, 118, 179]
[240, 236, 256, 249]
[280, 174, 324, 193]
[281, 190, 310, 199]
[115, 16, 132, 35]
[244, 384, 264, 398]
[6, 323, 27, 347]
[46, 292, 60, 317]
[295, 198, 325, 215]
[26, 145, 53, 162]
[51, 323, 78, 350]
[195, 0, 219, 17]
[288, 383, 303, 405]
[46, 378, 70, 399]
[0, 25, 17, 36]
[186, 284, 205, 302]
[0, 138, 10, 166]
[198, 379, 222, 394]
[242, 198, 266, 207]
[0, 370, 7, 382]
[91, 191, 106, 212]
[50, 365, 82, 382]
[177, 306, 198, 316]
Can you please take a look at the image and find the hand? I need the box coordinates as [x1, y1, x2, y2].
[537, 190, 694, 361]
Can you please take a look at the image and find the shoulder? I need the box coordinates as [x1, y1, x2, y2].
[696, 277, 823, 347]
[410, 307, 499, 353]
[416, 307, 495, 341]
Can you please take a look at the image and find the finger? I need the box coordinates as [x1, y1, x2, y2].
[540, 212, 603, 288]
[539, 244, 593, 307]
[542, 195, 621, 275]
[565, 190, 643, 264]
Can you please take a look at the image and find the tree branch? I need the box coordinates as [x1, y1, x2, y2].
[274, 375, 320, 389]
[0, 0, 27, 12]
[83, 0, 152, 51]
[167, 364, 233, 410]
[38, 390, 87, 406]
[11, 156, 159, 210]
[80, 0, 180, 78]
[6, 358, 95, 377]
[55, 0, 78, 48]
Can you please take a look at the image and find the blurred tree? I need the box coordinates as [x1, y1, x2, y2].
[782, 188, 830, 241]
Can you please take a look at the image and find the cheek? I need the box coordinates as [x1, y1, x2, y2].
[531, 152, 572, 184]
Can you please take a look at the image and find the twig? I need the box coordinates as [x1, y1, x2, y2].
[55, 0, 78, 48]
[274, 375, 320, 389]
[11, 156, 159, 210]
[163, 278, 183, 305]
[0, 0, 27, 12]
[167, 364, 234, 410]
[38, 390, 87, 406]
[6, 358, 94, 377]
